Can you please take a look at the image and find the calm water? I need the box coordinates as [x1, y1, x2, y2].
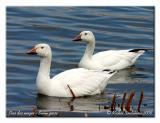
[7, 7, 154, 117]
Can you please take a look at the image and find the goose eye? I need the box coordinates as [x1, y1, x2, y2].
[84, 33, 87, 35]
[41, 47, 44, 49]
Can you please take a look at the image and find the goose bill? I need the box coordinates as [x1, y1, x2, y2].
[27, 48, 37, 55]
[72, 34, 82, 41]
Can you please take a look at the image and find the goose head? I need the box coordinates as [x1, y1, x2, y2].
[73, 31, 95, 43]
[27, 43, 52, 58]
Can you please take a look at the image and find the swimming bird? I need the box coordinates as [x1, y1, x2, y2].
[73, 31, 147, 70]
[27, 43, 116, 97]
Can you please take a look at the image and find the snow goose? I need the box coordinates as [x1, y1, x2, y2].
[73, 31, 146, 70]
[27, 43, 116, 97]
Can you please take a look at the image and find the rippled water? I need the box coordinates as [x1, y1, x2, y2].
[7, 7, 154, 117]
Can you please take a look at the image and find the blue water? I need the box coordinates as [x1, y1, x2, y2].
[7, 7, 154, 117]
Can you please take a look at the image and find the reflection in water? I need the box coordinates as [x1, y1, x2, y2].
[109, 67, 136, 83]
[109, 66, 146, 84]
[36, 94, 110, 112]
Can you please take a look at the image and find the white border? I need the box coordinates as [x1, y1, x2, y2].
[0, 0, 158, 6]
[0, 0, 160, 123]
[0, 1, 6, 119]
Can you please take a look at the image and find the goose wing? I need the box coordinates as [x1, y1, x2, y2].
[92, 49, 145, 70]
[52, 68, 116, 97]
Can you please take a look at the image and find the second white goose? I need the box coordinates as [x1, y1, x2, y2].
[73, 31, 146, 70]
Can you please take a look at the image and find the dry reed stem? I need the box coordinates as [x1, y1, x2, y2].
[121, 92, 127, 112]
[125, 91, 135, 112]
[137, 89, 144, 112]
[111, 94, 116, 111]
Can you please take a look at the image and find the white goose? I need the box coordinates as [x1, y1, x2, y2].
[27, 43, 116, 97]
[73, 31, 146, 70]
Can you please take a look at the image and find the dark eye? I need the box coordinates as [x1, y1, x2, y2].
[41, 47, 44, 49]
[84, 33, 87, 35]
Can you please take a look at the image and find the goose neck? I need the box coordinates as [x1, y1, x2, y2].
[38, 55, 52, 79]
[84, 41, 95, 59]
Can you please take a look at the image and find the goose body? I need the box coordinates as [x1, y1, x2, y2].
[73, 31, 145, 70]
[27, 43, 116, 97]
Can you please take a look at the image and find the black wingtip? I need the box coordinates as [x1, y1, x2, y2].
[129, 48, 153, 53]
[103, 69, 111, 71]
[108, 70, 116, 74]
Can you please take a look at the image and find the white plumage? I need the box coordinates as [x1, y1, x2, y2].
[73, 31, 145, 70]
[27, 43, 116, 97]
